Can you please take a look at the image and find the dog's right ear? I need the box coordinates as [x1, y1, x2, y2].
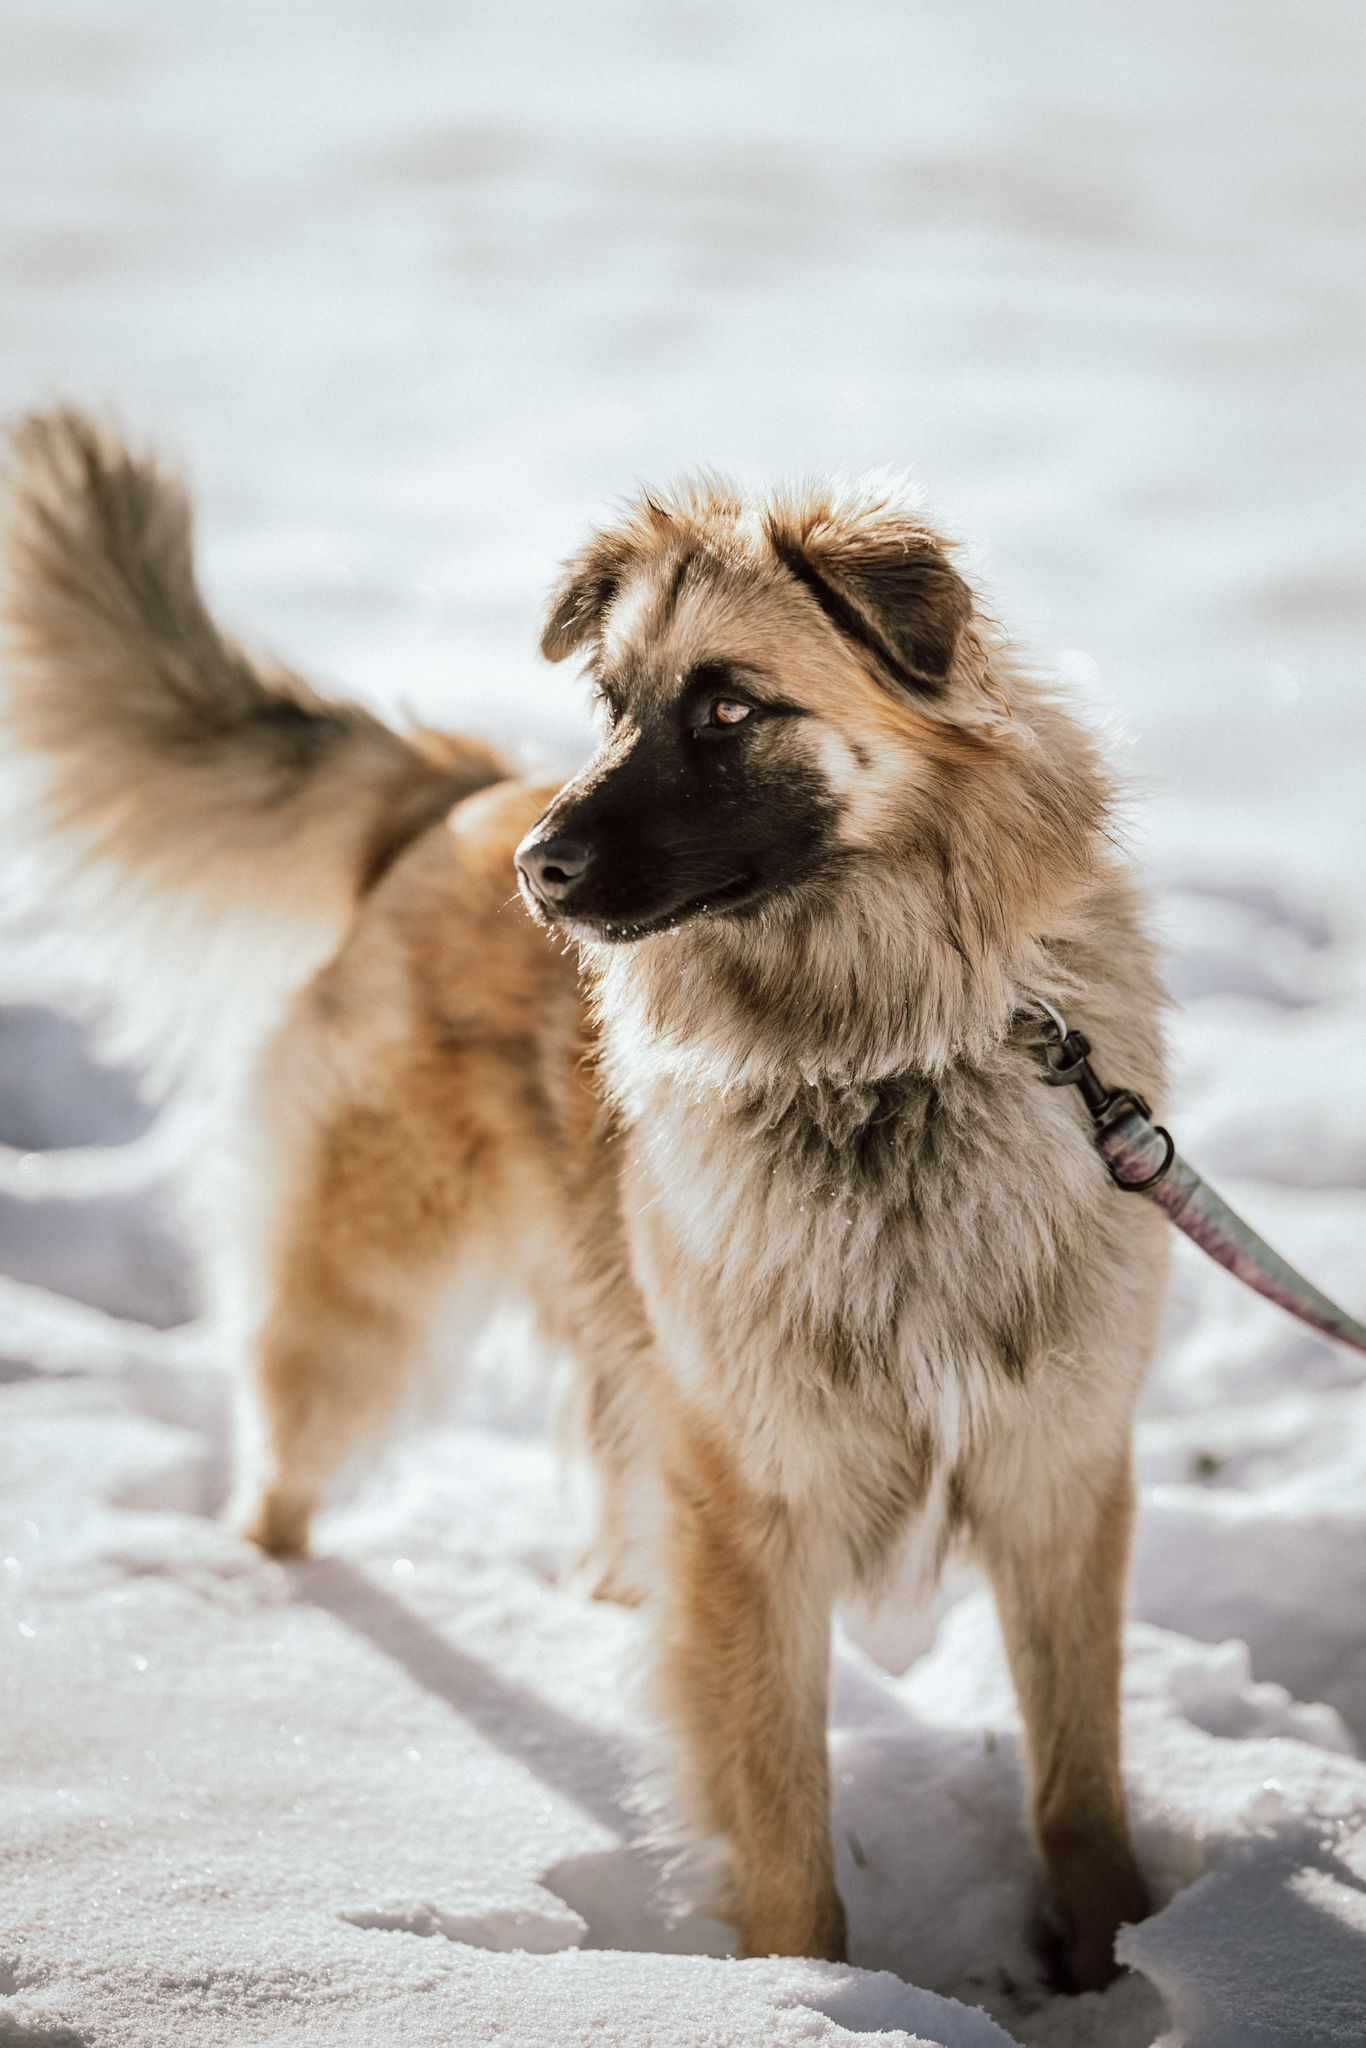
[540, 529, 638, 663]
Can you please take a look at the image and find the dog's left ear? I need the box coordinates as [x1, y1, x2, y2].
[771, 497, 974, 695]
[540, 527, 641, 663]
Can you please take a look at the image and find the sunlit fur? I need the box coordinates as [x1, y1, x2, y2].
[1, 412, 1168, 1992]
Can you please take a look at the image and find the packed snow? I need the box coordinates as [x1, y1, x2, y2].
[2, 3, 1364, 2044]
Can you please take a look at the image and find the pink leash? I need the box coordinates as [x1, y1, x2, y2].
[1030, 999, 1366, 1359]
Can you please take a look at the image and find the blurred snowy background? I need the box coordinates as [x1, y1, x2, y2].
[2, 5, 1364, 2046]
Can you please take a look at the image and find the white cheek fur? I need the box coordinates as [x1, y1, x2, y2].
[812, 727, 920, 845]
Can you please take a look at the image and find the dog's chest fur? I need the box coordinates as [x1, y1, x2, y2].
[610, 1019, 1106, 1525]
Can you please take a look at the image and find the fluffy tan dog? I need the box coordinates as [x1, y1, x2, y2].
[1, 410, 1166, 1990]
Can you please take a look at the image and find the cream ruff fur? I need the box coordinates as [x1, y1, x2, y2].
[1, 411, 1168, 1991]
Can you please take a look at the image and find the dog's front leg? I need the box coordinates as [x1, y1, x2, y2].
[656, 1418, 846, 1961]
[969, 1433, 1150, 1991]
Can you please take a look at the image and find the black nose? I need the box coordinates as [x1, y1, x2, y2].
[516, 834, 594, 905]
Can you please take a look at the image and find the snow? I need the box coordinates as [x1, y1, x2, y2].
[2, 3, 1365, 2044]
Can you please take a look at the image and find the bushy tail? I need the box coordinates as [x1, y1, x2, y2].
[1, 406, 506, 1081]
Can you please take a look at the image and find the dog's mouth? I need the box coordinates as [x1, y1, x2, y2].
[562, 871, 763, 944]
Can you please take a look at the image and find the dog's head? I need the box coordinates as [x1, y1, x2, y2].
[516, 477, 1007, 943]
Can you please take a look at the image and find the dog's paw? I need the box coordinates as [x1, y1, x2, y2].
[586, 1563, 649, 1608]
[736, 1882, 848, 1965]
[239, 1487, 314, 1560]
[1030, 1887, 1146, 1995]
[564, 1541, 650, 1608]
[1046, 1928, 1123, 1995]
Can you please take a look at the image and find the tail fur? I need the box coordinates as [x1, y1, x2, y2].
[1, 407, 506, 1079]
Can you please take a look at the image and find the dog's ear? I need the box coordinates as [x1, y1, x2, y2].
[540, 528, 640, 663]
[770, 494, 974, 694]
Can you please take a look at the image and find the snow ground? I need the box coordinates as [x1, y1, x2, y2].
[2, 3, 1364, 2044]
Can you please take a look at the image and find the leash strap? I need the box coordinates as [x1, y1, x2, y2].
[1030, 1000, 1366, 1359]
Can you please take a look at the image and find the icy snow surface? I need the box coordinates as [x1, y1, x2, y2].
[2, 4, 1365, 2044]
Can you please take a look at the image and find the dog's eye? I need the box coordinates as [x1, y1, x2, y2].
[690, 697, 757, 741]
[684, 666, 771, 738]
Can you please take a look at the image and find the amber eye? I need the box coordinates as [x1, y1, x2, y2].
[710, 699, 752, 727]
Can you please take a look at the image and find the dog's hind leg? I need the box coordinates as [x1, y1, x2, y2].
[234, 974, 496, 1560]
[241, 1238, 441, 1560]
[968, 1431, 1149, 1991]
[656, 1418, 846, 1961]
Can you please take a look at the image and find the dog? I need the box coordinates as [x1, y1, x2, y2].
[1, 410, 1166, 1990]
